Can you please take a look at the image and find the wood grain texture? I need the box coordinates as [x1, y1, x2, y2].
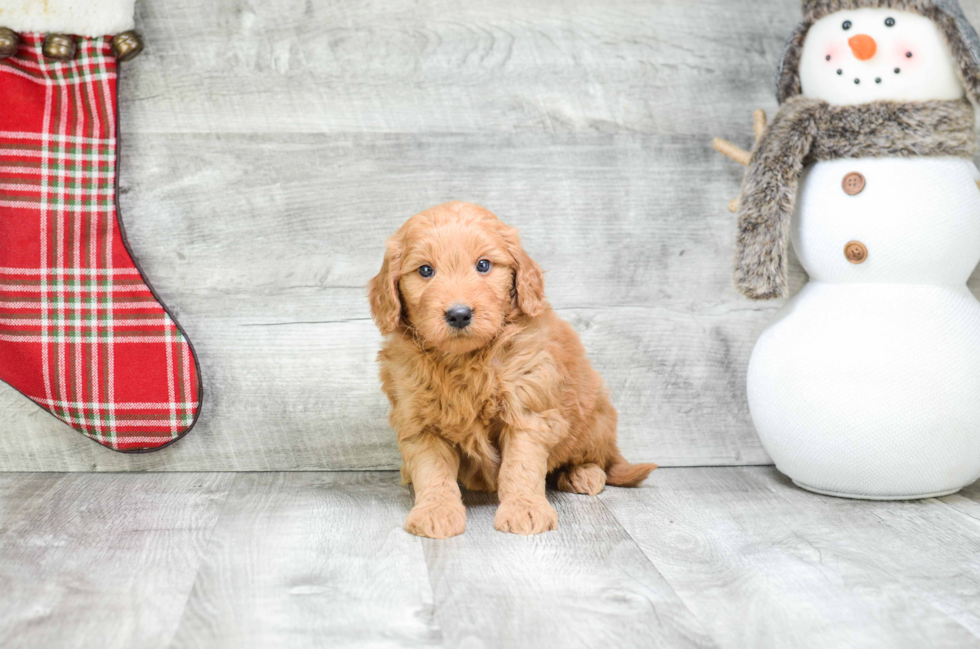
[422, 488, 716, 648]
[4, 470, 980, 647]
[1, 0, 979, 470]
[0, 473, 233, 649]
[0, 133, 777, 470]
[121, 0, 796, 136]
[169, 472, 441, 649]
[168, 472, 717, 648]
[600, 467, 980, 649]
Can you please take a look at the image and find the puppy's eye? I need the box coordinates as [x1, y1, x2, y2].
[418, 265, 434, 278]
[842, 20, 852, 30]
[476, 259, 492, 274]
[885, 17, 895, 27]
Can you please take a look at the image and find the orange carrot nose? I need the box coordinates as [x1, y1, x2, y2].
[848, 34, 877, 60]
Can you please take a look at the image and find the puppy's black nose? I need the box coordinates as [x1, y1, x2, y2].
[445, 305, 473, 329]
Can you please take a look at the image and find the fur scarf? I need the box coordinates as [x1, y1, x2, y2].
[734, 96, 977, 299]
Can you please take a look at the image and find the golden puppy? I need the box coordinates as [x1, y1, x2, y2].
[368, 201, 656, 538]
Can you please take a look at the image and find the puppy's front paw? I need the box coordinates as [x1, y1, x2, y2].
[494, 499, 558, 535]
[404, 502, 466, 539]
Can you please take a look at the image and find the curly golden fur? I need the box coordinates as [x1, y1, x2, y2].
[368, 202, 656, 539]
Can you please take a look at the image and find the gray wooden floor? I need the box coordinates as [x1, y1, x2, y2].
[2, 469, 979, 649]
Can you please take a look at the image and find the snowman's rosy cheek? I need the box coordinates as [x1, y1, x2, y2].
[891, 42, 919, 69]
[823, 42, 845, 63]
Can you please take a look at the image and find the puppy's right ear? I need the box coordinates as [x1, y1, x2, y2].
[368, 237, 403, 335]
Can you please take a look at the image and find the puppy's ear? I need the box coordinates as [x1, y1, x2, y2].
[368, 237, 404, 335]
[501, 225, 546, 318]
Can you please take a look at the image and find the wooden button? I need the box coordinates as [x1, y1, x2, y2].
[844, 241, 868, 264]
[842, 172, 866, 195]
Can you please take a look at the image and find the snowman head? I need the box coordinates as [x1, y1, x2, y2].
[800, 9, 963, 104]
[776, 0, 980, 105]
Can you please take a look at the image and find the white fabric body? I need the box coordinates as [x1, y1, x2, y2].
[0, 0, 135, 37]
[748, 157, 980, 498]
[799, 8, 965, 105]
[793, 158, 980, 284]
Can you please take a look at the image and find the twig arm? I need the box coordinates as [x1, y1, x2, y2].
[713, 138, 751, 167]
[753, 109, 767, 142]
[715, 109, 767, 213]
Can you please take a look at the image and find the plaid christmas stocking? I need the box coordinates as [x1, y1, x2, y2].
[0, 4, 202, 452]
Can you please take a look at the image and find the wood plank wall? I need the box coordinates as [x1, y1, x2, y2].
[2, 0, 978, 470]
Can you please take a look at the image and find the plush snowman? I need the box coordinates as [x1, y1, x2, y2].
[715, 0, 980, 499]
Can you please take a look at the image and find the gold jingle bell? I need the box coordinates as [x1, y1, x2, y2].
[111, 31, 144, 62]
[0, 27, 19, 59]
[43, 34, 76, 61]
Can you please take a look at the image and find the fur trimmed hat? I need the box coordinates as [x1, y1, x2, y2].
[775, 0, 980, 103]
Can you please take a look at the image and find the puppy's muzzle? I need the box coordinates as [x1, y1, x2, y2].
[445, 305, 474, 330]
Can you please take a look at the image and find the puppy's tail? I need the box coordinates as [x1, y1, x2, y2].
[605, 453, 657, 488]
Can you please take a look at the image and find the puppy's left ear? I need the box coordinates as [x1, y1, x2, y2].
[368, 236, 404, 335]
[501, 225, 546, 317]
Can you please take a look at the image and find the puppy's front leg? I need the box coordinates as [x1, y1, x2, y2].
[494, 432, 558, 535]
[401, 433, 466, 539]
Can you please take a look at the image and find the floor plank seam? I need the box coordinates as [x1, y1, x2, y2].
[412, 484, 451, 648]
[933, 497, 980, 527]
[747, 468, 980, 640]
[163, 472, 243, 649]
[594, 490, 717, 646]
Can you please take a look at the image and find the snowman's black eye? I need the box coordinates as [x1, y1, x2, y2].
[885, 17, 895, 27]
[842, 20, 853, 30]
[476, 259, 492, 274]
[419, 265, 434, 278]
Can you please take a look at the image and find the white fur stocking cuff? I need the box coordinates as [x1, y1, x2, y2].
[0, 0, 136, 37]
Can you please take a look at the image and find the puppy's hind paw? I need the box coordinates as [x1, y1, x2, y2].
[404, 502, 466, 539]
[494, 499, 558, 535]
[556, 463, 606, 496]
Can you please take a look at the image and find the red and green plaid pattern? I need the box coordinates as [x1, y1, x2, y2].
[0, 34, 201, 451]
